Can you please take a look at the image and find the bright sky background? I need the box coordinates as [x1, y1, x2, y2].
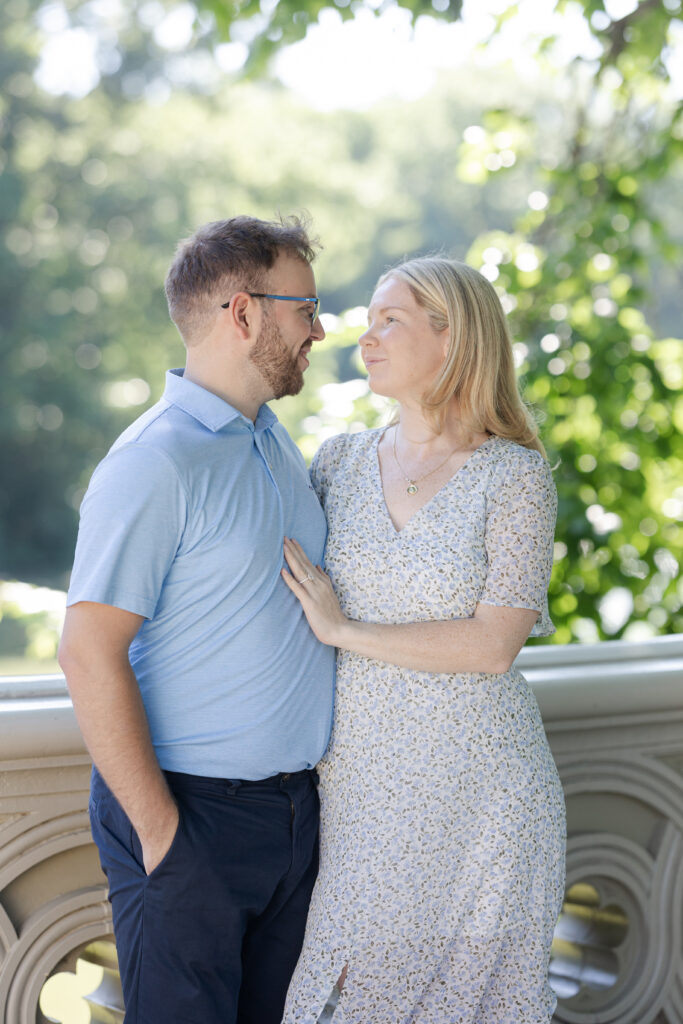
[273, 0, 601, 109]
[33, 0, 683, 109]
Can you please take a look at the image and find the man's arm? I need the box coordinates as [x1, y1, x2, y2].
[59, 601, 179, 874]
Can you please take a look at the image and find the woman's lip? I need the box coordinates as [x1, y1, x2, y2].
[364, 358, 385, 367]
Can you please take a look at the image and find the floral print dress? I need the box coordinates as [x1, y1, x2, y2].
[282, 430, 566, 1024]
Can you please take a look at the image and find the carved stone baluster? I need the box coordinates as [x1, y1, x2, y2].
[1, 637, 682, 1024]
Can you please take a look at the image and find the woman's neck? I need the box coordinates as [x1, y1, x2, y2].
[394, 402, 473, 452]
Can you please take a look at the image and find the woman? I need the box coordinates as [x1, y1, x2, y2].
[281, 257, 566, 1024]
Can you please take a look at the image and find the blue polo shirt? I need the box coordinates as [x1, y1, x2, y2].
[67, 369, 335, 779]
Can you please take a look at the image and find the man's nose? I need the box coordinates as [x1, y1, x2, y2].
[311, 316, 325, 342]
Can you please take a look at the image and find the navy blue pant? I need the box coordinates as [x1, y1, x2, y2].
[89, 767, 319, 1024]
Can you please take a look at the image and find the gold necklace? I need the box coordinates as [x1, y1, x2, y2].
[392, 427, 458, 495]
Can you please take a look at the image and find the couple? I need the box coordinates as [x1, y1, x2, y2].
[60, 215, 565, 1024]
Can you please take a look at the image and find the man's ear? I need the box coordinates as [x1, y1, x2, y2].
[224, 292, 257, 339]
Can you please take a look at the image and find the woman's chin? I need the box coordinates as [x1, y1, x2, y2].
[366, 375, 395, 399]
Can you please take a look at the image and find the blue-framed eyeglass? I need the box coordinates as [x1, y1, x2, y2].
[221, 292, 320, 325]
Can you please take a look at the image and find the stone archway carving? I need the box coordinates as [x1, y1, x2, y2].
[0, 747, 114, 1024]
[552, 753, 683, 1023]
[0, 887, 112, 1023]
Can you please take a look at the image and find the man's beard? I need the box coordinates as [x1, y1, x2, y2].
[249, 315, 305, 399]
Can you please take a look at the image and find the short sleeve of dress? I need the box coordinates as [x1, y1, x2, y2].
[479, 445, 556, 637]
[310, 433, 351, 508]
[67, 444, 187, 619]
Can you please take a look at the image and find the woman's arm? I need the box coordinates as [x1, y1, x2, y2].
[282, 537, 538, 674]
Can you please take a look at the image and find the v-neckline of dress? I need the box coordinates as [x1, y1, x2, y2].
[372, 429, 497, 536]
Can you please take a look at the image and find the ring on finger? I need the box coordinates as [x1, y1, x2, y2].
[297, 574, 314, 584]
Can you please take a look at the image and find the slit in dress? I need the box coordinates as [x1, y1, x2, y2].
[316, 982, 341, 1023]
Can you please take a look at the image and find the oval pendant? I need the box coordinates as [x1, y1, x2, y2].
[407, 483, 418, 495]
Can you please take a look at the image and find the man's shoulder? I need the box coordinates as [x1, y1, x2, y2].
[107, 396, 222, 473]
[110, 398, 184, 455]
[88, 400, 193, 501]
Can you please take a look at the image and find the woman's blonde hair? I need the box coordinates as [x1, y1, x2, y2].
[378, 256, 546, 457]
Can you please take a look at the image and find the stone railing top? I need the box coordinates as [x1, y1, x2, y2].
[0, 673, 68, 699]
[517, 634, 683, 723]
[517, 633, 683, 668]
[0, 673, 81, 762]
[0, 636, 681, 757]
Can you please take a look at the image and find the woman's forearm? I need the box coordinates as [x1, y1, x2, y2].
[334, 606, 539, 675]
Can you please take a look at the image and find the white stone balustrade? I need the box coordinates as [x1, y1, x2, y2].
[0, 634, 682, 1023]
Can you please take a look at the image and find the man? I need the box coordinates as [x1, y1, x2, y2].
[59, 215, 335, 1024]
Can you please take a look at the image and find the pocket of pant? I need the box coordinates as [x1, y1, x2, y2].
[88, 785, 149, 890]
[133, 807, 186, 882]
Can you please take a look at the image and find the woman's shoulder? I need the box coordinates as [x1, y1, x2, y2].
[310, 427, 382, 495]
[486, 435, 549, 470]
[313, 427, 382, 467]
[484, 436, 555, 493]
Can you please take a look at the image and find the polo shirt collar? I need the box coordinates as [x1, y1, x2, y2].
[254, 404, 278, 432]
[164, 369, 277, 434]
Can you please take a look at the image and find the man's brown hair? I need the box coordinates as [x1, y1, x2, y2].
[165, 214, 319, 346]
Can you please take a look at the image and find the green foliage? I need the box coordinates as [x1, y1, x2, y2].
[0, 6, 186, 584]
[0, 5, 529, 589]
[1, 0, 681, 651]
[0, 581, 64, 672]
[467, 227, 682, 641]
[456, 1, 683, 642]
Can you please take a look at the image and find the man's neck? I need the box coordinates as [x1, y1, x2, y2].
[182, 363, 266, 423]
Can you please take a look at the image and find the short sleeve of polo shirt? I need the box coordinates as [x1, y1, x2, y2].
[67, 443, 187, 619]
